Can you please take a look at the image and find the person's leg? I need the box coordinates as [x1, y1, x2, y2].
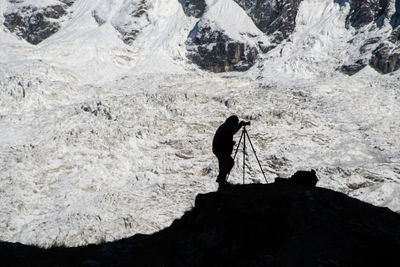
[216, 156, 227, 184]
[216, 155, 233, 186]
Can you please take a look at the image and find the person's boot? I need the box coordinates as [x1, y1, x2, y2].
[218, 181, 229, 190]
[217, 176, 230, 190]
[216, 174, 224, 184]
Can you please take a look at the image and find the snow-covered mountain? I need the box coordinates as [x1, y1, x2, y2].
[0, 0, 399, 247]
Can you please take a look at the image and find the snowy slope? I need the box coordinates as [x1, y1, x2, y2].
[0, 0, 399, 247]
[202, 0, 270, 44]
[0, 0, 193, 85]
[258, 0, 352, 78]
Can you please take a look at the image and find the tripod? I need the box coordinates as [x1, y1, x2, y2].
[227, 126, 268, 184]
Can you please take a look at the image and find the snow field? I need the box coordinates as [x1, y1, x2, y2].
[2, 69, 399, 247]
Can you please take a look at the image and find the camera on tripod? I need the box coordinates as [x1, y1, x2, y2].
[243, 121, 251, 126]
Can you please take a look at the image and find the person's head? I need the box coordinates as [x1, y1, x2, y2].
[225, 115, 239, 128]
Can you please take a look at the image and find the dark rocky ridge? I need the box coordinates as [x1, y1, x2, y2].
[345, 0, 390, 29]
[186, 24, 258, 72]
[183, 0, 304, 72]
[370, 42, 400, 73]
[341, 0, 400, 75]
[233, 0, 303, 44]
[3, 1, 74, 45]
[1, 182, 399, 266]
[180, 0, 206, 18]
[391, 0, 400, 28]
[369, 0, 400, 74]
[182, 0, 304, 43]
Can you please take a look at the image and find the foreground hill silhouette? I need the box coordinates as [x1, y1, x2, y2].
[1, 181, 399, 266]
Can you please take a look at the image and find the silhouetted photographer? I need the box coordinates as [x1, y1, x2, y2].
[213, 115, 250, 188]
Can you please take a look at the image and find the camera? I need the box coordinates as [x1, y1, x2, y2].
[243, 121, 250, 126]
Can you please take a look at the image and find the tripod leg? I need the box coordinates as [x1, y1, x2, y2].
[243, 128, 246, 184]
[232, 129, 244, 162]
[245, 130, 268, 183]
[226, 129, 244, 182]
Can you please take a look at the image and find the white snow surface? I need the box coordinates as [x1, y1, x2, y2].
[200, 0, 271, 45]
[0, 0, 399, 247]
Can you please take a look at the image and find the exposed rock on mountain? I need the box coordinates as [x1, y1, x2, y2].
[183, 0, 303, 72]
[3, 2, 72, 45]
[91, 10, 106, 26]
[341, 0, 400, 75]
[183, 0, 400, 75]
[370, 42, 400, 73]
[346, 0, 390, 29]
[340, 59, 368, 75]
[3, 0, 149, 46]
[1, 182, 399, 266]
[389, 24, 400, 42]
[91, 0, 150, 45]
[233, 0, 303, 44]
[186, 24, 258, 72]
[59, 0, 75, 7]
[81, 101, 113, 121]
[110, 0, 150, 45]
[375, 0, 400, 73]
[391, 0, 400, 28]
[180, 0, 206, 18]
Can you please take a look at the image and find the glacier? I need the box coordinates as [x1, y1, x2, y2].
[0, 0, 399, 247]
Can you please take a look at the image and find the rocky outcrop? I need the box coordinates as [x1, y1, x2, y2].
[341, 0, 400, 75]
[376, 0, 400, 73]
[1, 181, 399, 266]
[340, 59, 368, 75]
[233, 0, 303, 44]
[180, 0, 206, 18]
[3, 0, 150, 46]
[92, 0, 150, 45]
[389, 25, 400, 43]
[91, 10, 106, 26]
[3, 2, 72, 45]
[112, 0, 150, 45]
[183, 0, 305, 73]
[346, 0, 390, 29]
[340, 36, 382, 75]
[370, 42, 400, 73]
[390, 0, 400, 28]
[59, 0, 75, 7]
[186, 25, 258, 72]
[81, 101, 113, 121]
